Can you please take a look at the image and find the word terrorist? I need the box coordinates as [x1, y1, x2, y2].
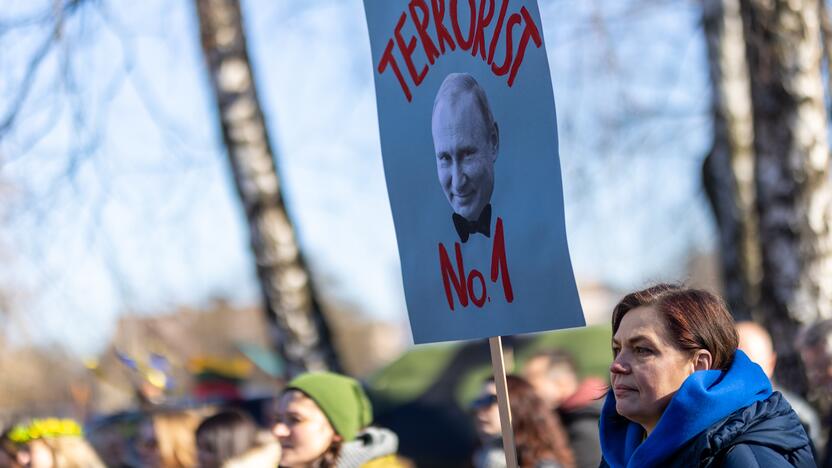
[377, 0, 542, 101]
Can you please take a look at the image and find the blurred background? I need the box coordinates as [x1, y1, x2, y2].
[1, 0, 830, 466]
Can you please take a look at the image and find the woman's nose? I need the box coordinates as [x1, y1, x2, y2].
[272, 422, 289, 438]
[610, 354, 630, 374]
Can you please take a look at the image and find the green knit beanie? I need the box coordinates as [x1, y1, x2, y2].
[285, 372, 373, 441]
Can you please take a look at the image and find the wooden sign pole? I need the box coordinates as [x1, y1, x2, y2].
[489, 336, 518, 468]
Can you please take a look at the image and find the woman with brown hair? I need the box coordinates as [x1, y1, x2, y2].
[599, 284, 813, 467]
[470, 375, 575, 468]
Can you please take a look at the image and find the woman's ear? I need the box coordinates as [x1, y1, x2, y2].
[692, 350, 713, 372]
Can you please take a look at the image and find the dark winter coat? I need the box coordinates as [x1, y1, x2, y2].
[559, 399, 602, 468]
[652, 391, 814, 467]
[599, 350, 814, 468]
[556, 376, 606, 468]
[822, 414, 832, 468]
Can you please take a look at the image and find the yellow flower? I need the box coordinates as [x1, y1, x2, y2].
[6, 419, 83, 444]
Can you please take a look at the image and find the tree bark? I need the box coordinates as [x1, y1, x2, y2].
[740, 0, 832, 393]
[819, 0, 832, 106]
[193, 0, 341, 376]
[702, 0, 761, 321]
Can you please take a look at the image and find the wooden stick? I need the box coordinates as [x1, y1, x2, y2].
[502, 337, 515, 373]
[489, 336, 518, 468]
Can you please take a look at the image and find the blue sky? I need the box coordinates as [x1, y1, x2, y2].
[0, 0, 715, 356]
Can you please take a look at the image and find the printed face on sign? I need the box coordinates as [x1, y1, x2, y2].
[432, 74, 499, 227]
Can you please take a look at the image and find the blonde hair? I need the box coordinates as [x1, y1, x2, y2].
[41, 436, 106, 468]
[151, 410, 204, 468]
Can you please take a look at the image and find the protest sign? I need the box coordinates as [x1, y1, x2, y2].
[365, 0, 584, 343]
[364, 4, 587, 463]
[363, 0, 584, 344]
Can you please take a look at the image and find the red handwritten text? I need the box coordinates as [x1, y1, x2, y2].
[438, 217, 514, 311]
[377, 0, 543, 102]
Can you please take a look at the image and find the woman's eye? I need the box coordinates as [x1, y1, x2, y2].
[634, 347, 652, 356]
[277, 415, 300, 425]
[612, 347, 620, 356]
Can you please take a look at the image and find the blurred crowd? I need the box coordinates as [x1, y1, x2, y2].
[1, 312, 832, 467]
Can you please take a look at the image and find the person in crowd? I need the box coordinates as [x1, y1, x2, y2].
[196, 409, 257, 467]
[797, 318, 832, 468]
[32, 435, 107, 468]
[522, 349, 605, 468]
[272, 371, 404, 468]
[221, 435, 281, 468]
[1, 424, 28, 467]
[3, 418, 105, 468]
[736, 321, 822, 450]
[599, 284, 813, 467]
[196, 408, 280, 468]
[137, 409, 204, 468]
[85, 417, 134, 468]
[470, 375, 575, 468]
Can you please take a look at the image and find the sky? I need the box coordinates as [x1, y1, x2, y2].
[0, 0, 715, 356]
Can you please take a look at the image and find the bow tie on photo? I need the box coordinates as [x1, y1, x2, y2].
[452, 204, 492, 243]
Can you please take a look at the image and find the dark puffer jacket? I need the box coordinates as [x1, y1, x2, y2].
[600, 350, 814, 468]
[600, 392, 814, 468]
[660, 392, 815, 467]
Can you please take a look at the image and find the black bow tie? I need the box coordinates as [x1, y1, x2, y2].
[452, 204, 492, 243]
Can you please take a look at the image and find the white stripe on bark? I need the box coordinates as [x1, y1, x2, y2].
[741, 0, 832, 390]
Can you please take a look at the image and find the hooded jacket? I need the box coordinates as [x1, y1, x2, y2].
[599, 350, 814, 468]
[336, 427, 406, 468]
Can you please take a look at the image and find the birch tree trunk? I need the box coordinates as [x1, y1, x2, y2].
[740, 0, 832, 391]
[194, 0, 341, 376]
[820, 1, 832, 101]
[702, 0, 761, 322]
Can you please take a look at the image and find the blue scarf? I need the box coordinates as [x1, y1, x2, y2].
[599, 349, 771, 468]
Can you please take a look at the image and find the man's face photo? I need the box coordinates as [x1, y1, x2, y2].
[431, 75, 499, 222]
